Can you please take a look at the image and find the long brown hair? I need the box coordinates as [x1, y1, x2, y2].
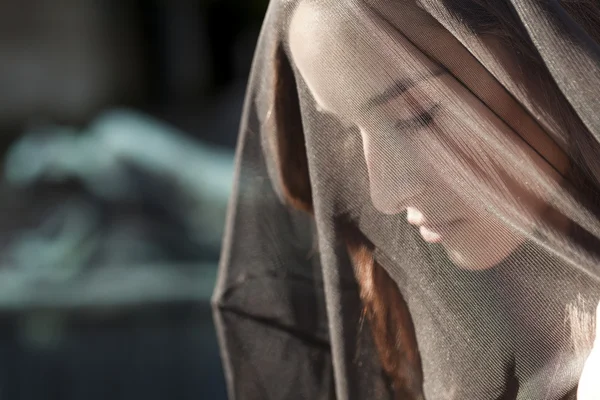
[268, 39, 425, 398]
[340, 221, 424, 399]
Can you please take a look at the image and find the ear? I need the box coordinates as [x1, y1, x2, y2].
[266, 44, 313, 214]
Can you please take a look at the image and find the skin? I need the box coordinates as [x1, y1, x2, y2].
[288, 1, 568, 270]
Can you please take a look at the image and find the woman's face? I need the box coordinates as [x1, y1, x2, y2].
[289, 2, 567, 270]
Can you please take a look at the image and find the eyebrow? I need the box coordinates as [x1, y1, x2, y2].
[361, 69, 447, 112]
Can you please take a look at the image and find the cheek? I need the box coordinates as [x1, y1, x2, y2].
[361, 132, 398, 214]
[360, 129, 427, 214]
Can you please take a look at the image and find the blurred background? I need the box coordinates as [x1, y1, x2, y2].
[0, 0, 268, 398]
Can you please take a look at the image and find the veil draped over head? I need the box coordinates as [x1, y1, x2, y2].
[212, 0, 600, 398]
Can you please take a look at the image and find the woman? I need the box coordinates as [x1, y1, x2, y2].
[213, 0, 600, 398]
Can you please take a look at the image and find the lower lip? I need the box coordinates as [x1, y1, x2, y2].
[419, 226, 442, 243]
[419, 220, 463, 243]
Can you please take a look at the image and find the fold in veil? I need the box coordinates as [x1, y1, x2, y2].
[213, 1, 600, 398]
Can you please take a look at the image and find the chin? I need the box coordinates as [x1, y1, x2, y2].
[441, 222, 527, 270]
[444, 241, 522, 271]
[446, 249, 500, 270]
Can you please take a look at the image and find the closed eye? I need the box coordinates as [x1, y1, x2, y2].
[395, 104, 440, 131]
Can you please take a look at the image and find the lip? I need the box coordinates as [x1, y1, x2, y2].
[418, 219, 463, 243]
[419, 225, 442, 243]
[406, 208, 463, 243]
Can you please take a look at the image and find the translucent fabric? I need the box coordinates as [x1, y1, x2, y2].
[212, 1, 600, 398]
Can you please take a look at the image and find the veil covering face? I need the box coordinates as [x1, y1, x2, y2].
[212, 0, 600, 398]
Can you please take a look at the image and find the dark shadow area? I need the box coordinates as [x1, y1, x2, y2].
[0, 0, 268, 398]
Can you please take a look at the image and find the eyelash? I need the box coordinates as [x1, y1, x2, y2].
[395, 104, 440, 131]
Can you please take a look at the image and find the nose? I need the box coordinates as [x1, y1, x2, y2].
[362, 129, 427, 214]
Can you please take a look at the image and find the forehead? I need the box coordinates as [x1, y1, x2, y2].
[288, 2, 439, 117]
